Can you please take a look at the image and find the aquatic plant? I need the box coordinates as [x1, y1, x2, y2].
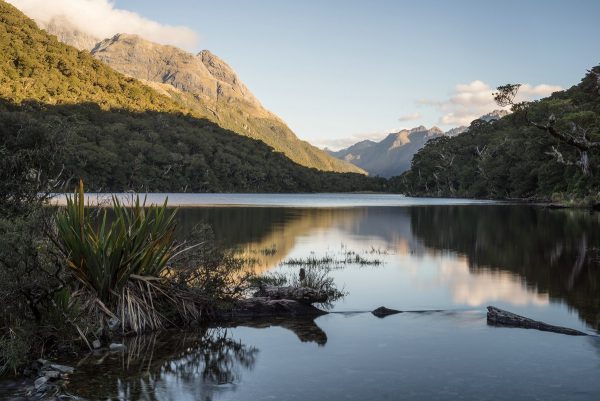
[281, 251, 383, 267]
[255, 266, 347, 308]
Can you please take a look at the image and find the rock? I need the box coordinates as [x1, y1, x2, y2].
[371, 306, 402, 318]
[34, 376, 48, 390]
[254, 285, 328, 304]
[109, 343, 127, 352]
[49, 364, 74, 374]
[487, 306, 588, 336]
[44, 370, 61, 380]
[223, 298, 328, 318]
[107, 317, 120, 331]
[92, 339, 101, 349]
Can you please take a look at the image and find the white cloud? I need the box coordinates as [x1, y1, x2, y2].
[7, 0, 199, 50]
[398, 112, 421, 122]
[421, 80, 562, 127]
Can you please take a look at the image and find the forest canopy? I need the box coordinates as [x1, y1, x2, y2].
[391, 66, 600, 201]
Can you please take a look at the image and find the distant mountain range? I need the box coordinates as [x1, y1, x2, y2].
[327, 110, 509, 177]
[40, 17, 363, 175]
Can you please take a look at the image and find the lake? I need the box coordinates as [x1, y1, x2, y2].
[7, 194, 600, 400]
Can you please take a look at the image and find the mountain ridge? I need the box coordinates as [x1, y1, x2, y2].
[328, 126, 446, 177]
[328, 111, 510, 177]
[40, 21, 364, 174]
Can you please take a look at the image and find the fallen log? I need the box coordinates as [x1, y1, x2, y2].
[253, 285, 328, 304]
[221, 297, 328, 319]
[487, 306, 587, 336]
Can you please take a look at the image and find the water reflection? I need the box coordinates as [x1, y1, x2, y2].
[436, 257, 549, 307]
[174, 205, 600, 330]
[67, 316, 331, 401]
[68, 328, 258, 401]
[221, 317, 328, 346]
[409, 206, 600, 330]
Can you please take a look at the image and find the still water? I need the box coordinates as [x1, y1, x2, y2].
[15, 195, 600, 400]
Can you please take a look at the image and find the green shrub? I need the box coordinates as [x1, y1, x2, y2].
[56, 180, 178, 304]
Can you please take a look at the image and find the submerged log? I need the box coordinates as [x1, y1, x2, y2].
[253, 285, 328, 304]
[372, 306, 402, 318]
[487, 306, 587, 336]
[222, 297, 328, 319]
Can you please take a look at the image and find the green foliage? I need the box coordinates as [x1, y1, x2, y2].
[0, 99, 385, 192]
[0, 2, 179, 113]
[0, 327, 30, 375]
[393, 67, 600, 200]
[56, 181, 178, 303]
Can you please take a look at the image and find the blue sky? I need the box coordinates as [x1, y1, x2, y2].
[12, 0, 600, 149]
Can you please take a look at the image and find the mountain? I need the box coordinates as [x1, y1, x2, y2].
[328, 126, 445, 177]
[0, 1, 381, 192]
[329, 110, 513, 177]
[40, 21, 363, 175]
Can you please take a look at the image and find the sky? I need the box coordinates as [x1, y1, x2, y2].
[9, 0, 600, 149]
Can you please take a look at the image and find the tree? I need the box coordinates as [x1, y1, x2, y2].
[493, 79, 600, 176]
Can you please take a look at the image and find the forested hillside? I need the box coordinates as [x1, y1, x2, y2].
[392, 67, 600, 201]
[0, 1, 380, 192]
[86, 34, 364, 174]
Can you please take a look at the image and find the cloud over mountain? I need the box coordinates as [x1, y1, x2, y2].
[7, 0, 199, 50]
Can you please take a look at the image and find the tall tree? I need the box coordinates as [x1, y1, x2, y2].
[493, 76, 600, 176]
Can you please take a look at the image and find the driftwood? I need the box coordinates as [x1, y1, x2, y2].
[372, 306, 402, 318]
[487, 306, 587, 336]
[216, 285, 330, 319]
[253, 285, 328, 304]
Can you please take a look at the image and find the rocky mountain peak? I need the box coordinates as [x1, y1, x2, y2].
[409, 125, 428, 133]
[480, 109, 509, 122]
[197, 49, 258, 105]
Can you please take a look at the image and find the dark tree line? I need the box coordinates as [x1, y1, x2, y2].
[393, 66, 600, 201]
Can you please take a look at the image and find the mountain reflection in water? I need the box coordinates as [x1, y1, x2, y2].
[176, 205, 600, 331]
[41, 202, 600, 401]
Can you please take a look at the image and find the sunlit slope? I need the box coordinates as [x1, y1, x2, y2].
[37, 21, 364, 175]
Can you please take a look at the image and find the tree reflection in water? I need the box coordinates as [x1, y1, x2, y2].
[68, 328, 258, 401]
[409, 206, 600, 330]
[68, 317, 328, 401]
